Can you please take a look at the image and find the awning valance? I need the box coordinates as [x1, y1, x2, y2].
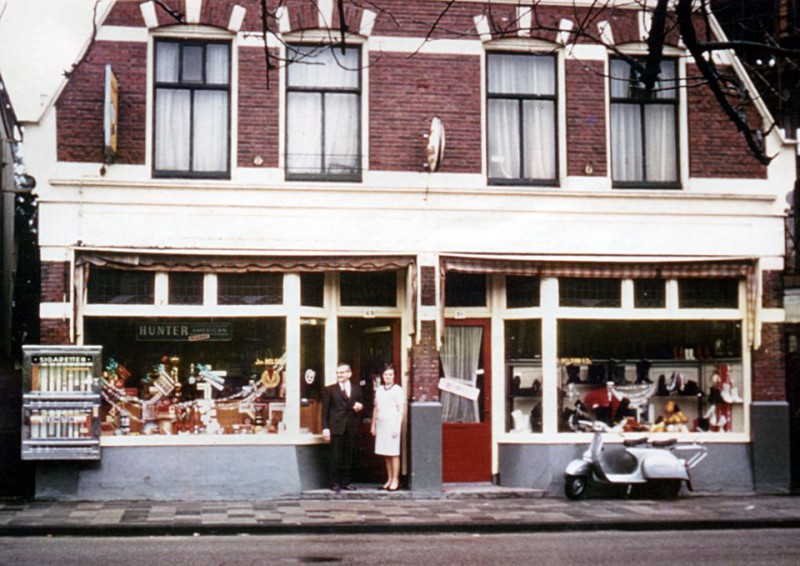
[75, 252, 415, 273]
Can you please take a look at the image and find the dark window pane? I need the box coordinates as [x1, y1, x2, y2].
[679, 278, 739, 308]
[301, 273, 325, 307]
[340, 272, 397, 307]
[217, 273, 283, 305]
[634, 279, 665, 308]
[505, 319, 542, 360]
[558, 320, 742, 360]
[87, 269, 154, 304]
[506, 276, 540, 308]
[169, 272, 204, 305]
[445, 273, 486, 307]
[559, 278, 621, 307]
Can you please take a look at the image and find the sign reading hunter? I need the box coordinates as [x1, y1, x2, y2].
[136, 323, 232, 342]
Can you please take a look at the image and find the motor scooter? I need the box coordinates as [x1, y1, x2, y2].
[564, 421, 707, 500]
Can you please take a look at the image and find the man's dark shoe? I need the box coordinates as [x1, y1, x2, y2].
[330, 484, 341, 493]
[341, 484, 357, 491]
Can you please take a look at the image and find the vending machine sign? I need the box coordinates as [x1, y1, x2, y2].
[21, 345, 103, 460]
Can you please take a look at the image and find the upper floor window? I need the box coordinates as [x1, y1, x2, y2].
[286, 45, 361, 181]
[154, 39, 231, 178]
[487, 53, 557, 184]
[610, 57, 678, 187]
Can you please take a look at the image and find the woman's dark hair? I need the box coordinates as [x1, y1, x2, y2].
[381, 362, 395, 377]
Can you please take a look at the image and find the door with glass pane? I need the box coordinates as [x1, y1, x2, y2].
[441, 319, 491, 482]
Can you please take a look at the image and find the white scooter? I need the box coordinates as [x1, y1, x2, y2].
[564, 421, 707, 500]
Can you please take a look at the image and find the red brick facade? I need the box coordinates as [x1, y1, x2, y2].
[763, 270, 784, 309]
[238, 47, 280, 169]
[687, 64, 768, 179]
[41, 262, 69, 304]
[752, 322, 786, 401]
[40, 319, 72, 345]
[566, 59, 608, 177]
[369, 53, 481, 173]
[56, 41, 147, 165]
[410, 320, 440, 403]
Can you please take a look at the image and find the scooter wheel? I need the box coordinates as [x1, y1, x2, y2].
[565, 475, 588, 500]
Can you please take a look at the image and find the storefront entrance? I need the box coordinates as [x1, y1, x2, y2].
[441, 319, 492, 482]
[338, 317, 401, 484]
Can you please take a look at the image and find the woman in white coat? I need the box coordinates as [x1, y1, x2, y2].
[371, 363, 405, 491]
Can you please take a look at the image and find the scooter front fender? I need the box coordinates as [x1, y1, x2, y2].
[565, 458, 591, 477]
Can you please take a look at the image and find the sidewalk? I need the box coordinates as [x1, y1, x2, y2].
[1, 486, 799, 537]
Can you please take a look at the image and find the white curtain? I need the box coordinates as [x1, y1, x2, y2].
[325, 93, 359, 173]
[155, 89, 190, 171]
[440, 326, 483, 423]
[610, 59, 676, 183]
[523, 100, 556, 179]
[645, 105, 676, 181]
[155, 42, 229, 173]
[193, 90, 228, 172]
[287, 46, 359, 174]
[611, 103, 643, 181]
[488, 99, 519, 178]
[287, 93, 322, 174]
[488, 54, 555, 180]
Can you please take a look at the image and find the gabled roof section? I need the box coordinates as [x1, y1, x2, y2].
[0, 0, 114, 123]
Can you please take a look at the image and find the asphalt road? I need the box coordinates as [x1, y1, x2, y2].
[1, 529, 799, 565]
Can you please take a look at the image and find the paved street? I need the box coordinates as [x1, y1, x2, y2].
[1, 491, 800, 537]
[2, 529, 800, 565]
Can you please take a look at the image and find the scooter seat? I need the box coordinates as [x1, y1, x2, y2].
[623, 437, 649, 447]
[652, 438, 677, 448]
[600, 448, 639, 475]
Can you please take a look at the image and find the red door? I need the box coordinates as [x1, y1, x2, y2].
[441, 319, 491, 483]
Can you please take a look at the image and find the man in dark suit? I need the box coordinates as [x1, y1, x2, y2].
[322, 363, 363, 492]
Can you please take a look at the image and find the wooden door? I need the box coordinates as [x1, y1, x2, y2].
[441, 319, 492, 483]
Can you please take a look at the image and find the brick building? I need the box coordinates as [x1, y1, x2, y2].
[9, 0, 797, 499]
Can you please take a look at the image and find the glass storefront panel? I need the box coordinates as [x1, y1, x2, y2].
[557, 320, 743, 433]
[300, 319, 325, 434]
[505, 319, 542, 433]
[86, 317, 286, 436]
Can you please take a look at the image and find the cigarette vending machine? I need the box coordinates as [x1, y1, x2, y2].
[21, 345, 103, 460]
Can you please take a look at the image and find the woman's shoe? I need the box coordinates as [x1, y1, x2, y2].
[388, 484, 399, 492]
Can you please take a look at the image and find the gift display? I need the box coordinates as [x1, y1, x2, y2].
[99, 354, 293, 436]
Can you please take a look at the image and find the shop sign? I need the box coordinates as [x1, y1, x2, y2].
[438, 377, 480, 401]
[136, 323, 232, 342]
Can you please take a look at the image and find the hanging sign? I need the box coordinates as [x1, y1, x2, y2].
[103, 64, 119, 162]
[438, 377, 480, 401]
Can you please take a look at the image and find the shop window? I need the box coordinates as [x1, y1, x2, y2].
[505, 320, 542, 433]
[87, 268, 154, 304]
[506, 275, 540, 308]
[678, 278, 739, 308]
[153, 39, 231, 178]
[557, 320, 743, 433]
[301, 273, 325, 307]
[300, 319, 325, 434]
[487, 53, 557, 184]
[445, 273, 487, 307]
[340, 271, 396, 307]
[168, 272, 204, 305]
[86, 317, 287, 435]
[217, 273, 283, 305]
[286, 45, 361, 181]
[559, 278, 621, 307]
[634, 279, 665, 308]
[610, 57, 678, 187]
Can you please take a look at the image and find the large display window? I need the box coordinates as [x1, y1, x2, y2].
[557, 320, 744, 433]
[85, 317, 287, 436]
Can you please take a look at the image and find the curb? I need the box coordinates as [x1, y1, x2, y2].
[4, 517, 800, 538]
